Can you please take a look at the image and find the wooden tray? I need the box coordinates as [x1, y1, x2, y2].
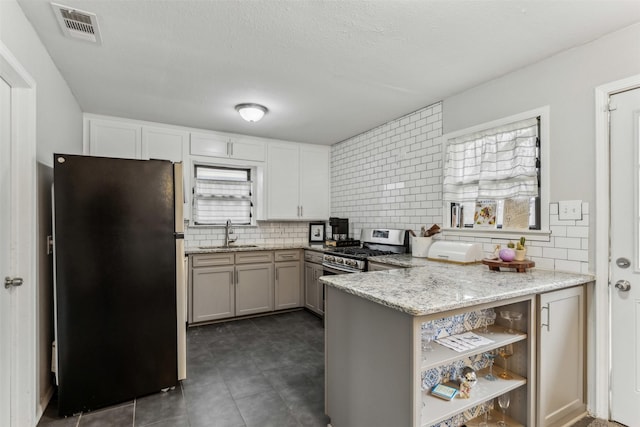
[481, 258, 535, 273]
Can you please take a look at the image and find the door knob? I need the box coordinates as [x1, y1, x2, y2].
[4, 276, 23, 289]
[614, 280, 631, 292]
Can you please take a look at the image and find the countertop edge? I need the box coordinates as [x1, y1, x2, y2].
[185, 244, 322, 254]
[320, 264, 594, 317]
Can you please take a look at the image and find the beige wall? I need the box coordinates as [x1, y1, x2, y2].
[443, 23, 640, 208]
[0, 0, 82, 165]
[0, 0, 82, 414]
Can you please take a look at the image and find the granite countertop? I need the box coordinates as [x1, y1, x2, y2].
[319, 261, 594, 316]
[368, 253, 431, 268]
[185, 243, 323, 255]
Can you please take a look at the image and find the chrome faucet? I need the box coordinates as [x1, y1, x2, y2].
[224, 219, 238, 247]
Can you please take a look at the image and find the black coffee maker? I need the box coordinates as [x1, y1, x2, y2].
[326, 217, 360, 247]
[329, 217, 349, 241]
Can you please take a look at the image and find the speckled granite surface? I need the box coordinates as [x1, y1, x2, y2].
[368, 253, 431, 268]
[319, 261, 594, 316]
[185, 243, 320, 255]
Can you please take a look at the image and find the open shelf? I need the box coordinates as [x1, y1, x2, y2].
[421, 368, 526, 427]
[421, 326, 527, 371]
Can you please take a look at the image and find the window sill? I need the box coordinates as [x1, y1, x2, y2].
[441, 228, 551, 242]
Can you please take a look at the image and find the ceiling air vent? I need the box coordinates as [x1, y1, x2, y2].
[51, 3, 102, 44]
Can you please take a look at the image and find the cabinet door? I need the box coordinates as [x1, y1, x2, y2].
[304, 263, 319, 312]
[191, 266, 235, 323]
[299, 144, 330, 220]
[142, 126, 187, 162]
[267, 142, 300, 220]
[275, 261, 301, 310]
[190, 132, 230, 158]
[88, 119, 142, 159]
[236, 264, 274, 316]
[537, 286, 585, 427]
[231, 137, 266, 162]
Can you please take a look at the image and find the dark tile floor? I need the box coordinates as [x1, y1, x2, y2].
[37, 309, 328, 427]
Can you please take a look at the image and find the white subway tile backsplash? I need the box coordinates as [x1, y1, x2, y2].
[567, 226, 589, 238]
[567, 249, 589, 262]
[554, 237, 582, 249]
[532, 257, 555, 270]
[543, 247, 568, 260]
[550, 225, 567, 237]
[330, 100, 591, 274]
[555, 259, 583, 274]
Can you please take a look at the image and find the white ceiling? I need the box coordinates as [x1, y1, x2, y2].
[16, 0, 640, 145]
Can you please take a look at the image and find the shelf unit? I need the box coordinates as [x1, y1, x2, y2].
[421, 326, 527, 371]
[465, 409, 525, 427]
[414, 298, 534, 427]
[422, 368, 526, 426]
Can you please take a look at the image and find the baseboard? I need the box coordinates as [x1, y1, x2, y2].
[559, 411, 589, 427]
[36, 385, 54, 423]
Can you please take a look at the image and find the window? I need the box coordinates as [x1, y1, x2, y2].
[192, 165, 253, 225]
[443, 113, 545, 232]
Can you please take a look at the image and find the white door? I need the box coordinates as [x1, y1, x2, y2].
[0, 76, 13, 426]
[610, 87, 640, 426]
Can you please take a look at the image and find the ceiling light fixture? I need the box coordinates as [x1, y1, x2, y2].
[235, 103, 268, 122]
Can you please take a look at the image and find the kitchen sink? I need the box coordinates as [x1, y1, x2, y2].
[198, 244, 259, 249]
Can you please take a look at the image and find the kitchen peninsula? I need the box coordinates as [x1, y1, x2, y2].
[320, 261, 594, 427]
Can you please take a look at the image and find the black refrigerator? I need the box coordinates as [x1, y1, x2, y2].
[52, 154, 185, 416]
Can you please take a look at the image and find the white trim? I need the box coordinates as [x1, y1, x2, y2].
[594, 74, 640, 420]
[0, 41, 38, 426]
[441, 106, 550, 236]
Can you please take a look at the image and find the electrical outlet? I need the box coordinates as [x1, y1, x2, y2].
[558, 200, 582, 220]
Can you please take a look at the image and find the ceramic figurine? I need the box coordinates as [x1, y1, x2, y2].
[458, 366, 477, 399]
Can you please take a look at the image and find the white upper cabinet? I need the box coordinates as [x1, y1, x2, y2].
[190, 132, 265, 162]
[143, 126, 188, 162]
[267, 141, 330, 220]
[299, 144, 330, 220]
[85, 116, 186, 163]
[88, 119, 142, 159]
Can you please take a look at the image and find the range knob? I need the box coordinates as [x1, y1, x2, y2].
[335, 258, 344, 264]
[345, 259, 356, 267]
[325, 255, 334, 262]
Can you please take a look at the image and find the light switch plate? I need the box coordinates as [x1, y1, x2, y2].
[558, 200, 582, 220]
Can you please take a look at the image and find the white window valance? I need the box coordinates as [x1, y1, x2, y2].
[443, 117, 539, 202]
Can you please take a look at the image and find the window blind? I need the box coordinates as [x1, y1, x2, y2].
[443, 117, 539, 202]
[193, 166, 253, 225]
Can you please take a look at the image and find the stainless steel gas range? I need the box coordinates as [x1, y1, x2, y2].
[322, 228, 409, 275]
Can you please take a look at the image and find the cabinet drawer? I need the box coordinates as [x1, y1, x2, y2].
[275, 250, 301, 262]
[192, 253, 234, 267]
[235, 251, 274, 264]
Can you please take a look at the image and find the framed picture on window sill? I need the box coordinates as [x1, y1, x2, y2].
[309, 222, 325, 243]
[473, 200, 497, 229]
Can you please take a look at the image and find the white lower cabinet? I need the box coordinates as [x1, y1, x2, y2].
[189, 250, 302, 324]
[304, 250, 324, 316]
[235, 263, 274, 316]
[537, 286, 586, 427]
[191, 265, 235, 323]
[304, 262, 323, 314]
[275, 250, 302, 310]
